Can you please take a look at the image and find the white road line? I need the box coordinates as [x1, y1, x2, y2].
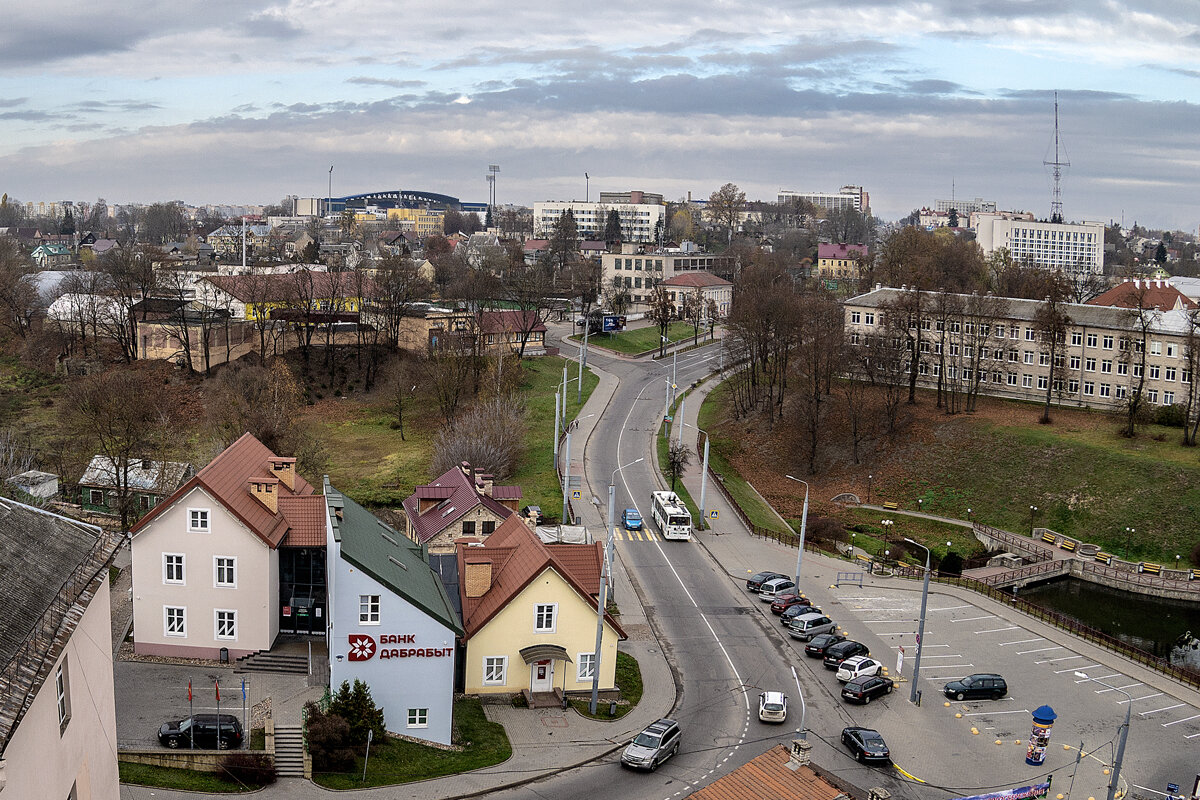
[964, 709, 1030, 716]
[861, 619, 916, 623]
[920, 664, 976, 671]
[1185, 732, 1200, 739]
[909, 654, 964, 659]
[1082, 673, 1120, 684]
[953, 615, 995, 622]
[997, 638, 1044, 647]
[1037, 654, 1082, 664]
[1056, 663, 1099, 673]
[931, 605, 972, 612]
[1140, 703, 1184, 716]
[1162, 713, 1200, 727]
[1117, 693, 1161, 705]
[888, 643, 950, 649]
[1018, 647, 1063, 655]
[1096, 683, 1142, 694]
[975, 626, 1019, 634]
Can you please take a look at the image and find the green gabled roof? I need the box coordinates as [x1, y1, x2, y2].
[324, 479, 463, 637]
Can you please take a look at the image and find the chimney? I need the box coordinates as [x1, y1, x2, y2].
[476, 473, 494, 497]
[464, 559, 492, 598]
[787, 738, 812, 770]
[269, 457, 296, 491]
[248, 476, 279, 513]
[460, 461, 471, 478]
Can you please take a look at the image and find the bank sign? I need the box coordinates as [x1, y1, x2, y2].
[347, 634, 453, 662]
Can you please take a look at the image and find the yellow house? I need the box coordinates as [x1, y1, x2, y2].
[387, 208, 445, 237]
[457, 516, 625, 699]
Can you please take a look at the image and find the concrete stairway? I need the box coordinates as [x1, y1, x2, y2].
[273, 724, 306, 778]
[234, 651, 308, 675]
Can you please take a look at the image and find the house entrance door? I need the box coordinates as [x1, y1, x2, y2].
[531, 659, 553, 692]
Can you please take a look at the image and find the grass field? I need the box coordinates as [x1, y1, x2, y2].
[573, 321, 699, 355]
[567, 651, 644, 719]
[313, 697, 511, 789]
[118, 762, 263, 792]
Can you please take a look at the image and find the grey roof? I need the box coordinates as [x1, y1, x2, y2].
[427, 555, 462, 620]
[325, 479, 463, 636]
[78, 456, 194, 492]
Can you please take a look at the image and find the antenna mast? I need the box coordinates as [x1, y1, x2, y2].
[1044, 92, 1070, 224]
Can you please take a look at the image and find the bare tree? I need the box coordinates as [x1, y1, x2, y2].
[964, 293, 1010, 412]
[425, 337, 476, 423]
[430, 396, 528, 479]
[1034, 281, 1072, 424]
[682, 287, 706, 345]
[1184, 308, 1200, 446]
[497, 259, 556, 359]
[647, 284, 675, 357]
[707, 183, 746, 244]
[665, 439, 691, 491]
[1120, 281, 1157, 438]
[0, 239, 37, 339]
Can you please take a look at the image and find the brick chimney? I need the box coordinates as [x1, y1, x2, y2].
[786, 738, 812, 770]
[269, 457, 296, 491]
[464, 559, 492, 598]
[476, 473, 494, 497]
[248, 476, 279, 513]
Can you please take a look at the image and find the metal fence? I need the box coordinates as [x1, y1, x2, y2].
[972, 522, 1053, 563]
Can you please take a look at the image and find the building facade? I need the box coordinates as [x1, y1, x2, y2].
[660, 272, 732, 318]
[600, 248, 735, 308]
[973, 214, 1104, 277]
[778, 186, 869, 214]
[533, 201, 665, 243]
[935, 197, 997, 215]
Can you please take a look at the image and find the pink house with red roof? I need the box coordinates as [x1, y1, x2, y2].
[402, 462, 522, 554]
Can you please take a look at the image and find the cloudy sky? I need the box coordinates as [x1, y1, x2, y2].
[3, 1, 1200, 229]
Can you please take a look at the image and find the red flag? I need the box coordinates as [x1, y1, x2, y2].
[188, 679, 192, 702]
[215, 681, 220, 702]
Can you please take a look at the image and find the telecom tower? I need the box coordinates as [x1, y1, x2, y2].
[1043, 92, 1070, 224]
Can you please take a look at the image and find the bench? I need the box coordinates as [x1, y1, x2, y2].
[1059, 539, 1077, 552]
[1041, 532, 1057, 544]
[1191, 569, 1200, 582]
[881, 501, 899, 510]
[1139, 562, 1162, 575]
[1095, 551, 1113, 565]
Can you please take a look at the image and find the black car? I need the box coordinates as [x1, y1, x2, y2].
[522, 505, 545, 525]
[804, 632, 847, 657]
[746, 571, 787, 591]
[944, 673, 1008, 701]
[158, 714, 243, 749]
[823, 640, 870, 670]
[780, 602, 822, 624]
[842, 675, 894, 704]
[842, 726, 890, 764]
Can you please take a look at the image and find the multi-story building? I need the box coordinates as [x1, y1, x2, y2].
[935, 197, 997, 215]
[597, 190, 664, 206]
[973, 214, 1105, 277]
[816, 243, 868, 281]
[844, 285, 1196, 413]
[600, 246, 735, 308]
[777, 186, 870, 215]
[386, 208, 445, 237]
[660, 273, 732, 319]
[533, 200, 665, 243]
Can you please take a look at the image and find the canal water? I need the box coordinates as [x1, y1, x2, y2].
[1020, 577, 1200, 670]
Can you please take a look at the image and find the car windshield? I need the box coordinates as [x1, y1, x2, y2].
[633, 732, 661, 748]
[626, 510, 640, 519]
[961, 676, 976, 686]
[763, 702, 784, 712]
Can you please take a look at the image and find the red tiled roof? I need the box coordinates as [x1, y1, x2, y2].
[523, 239, 550, 252]
[686, 745, 842, 800]
[130, 433, 315, 548]
[661, 272, 732, 288]
[203, 271, 369, 304]
[456, 515, 625, 640]
[1087, 279, 1196, 311]
[490, 485, 522, 501]
[817, 242, 867, 260]
[401, 465, 514, 545]
[278, 495, 327, 547]
[476, 309, 547, 335]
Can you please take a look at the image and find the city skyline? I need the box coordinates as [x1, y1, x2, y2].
[3, 1, 1200, 229]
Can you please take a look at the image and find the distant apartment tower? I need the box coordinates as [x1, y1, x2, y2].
[777, 186, 869, 215]
[533, 200, 665, 243]
[598, 190, 664, 206]
[973, 213, 1105, 277]
[935, 197, 997, 215]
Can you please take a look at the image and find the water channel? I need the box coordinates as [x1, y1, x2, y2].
[1020, 577, 1200, 670]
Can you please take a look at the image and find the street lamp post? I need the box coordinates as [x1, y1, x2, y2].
[560, 432, 572, 524]
[904, 538, 952, 705]
[661, 336, 678, 406]
[967, 507, 972, 523]
[881, 518, 893, 541]
[867, 473, 872, 505]
[1124, 527, 1135, 559]
[784, 475, 810, 589]
[1030, 505, 1039, 534]
[591, 457, 644, 714]
[790, 665, 807, 740]
[1074, 672, 1132, 800]
[682, 422, 710, 530]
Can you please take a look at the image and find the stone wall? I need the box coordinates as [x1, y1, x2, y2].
[118, 748, 273, 773]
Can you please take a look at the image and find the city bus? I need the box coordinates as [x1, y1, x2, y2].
[650, 491, 693, 541]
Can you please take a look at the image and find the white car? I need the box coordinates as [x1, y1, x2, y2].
[758, 691, 788, 723]
[836, 656, 883, 683]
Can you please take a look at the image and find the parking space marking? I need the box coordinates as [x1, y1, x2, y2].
[953, 615, 995, 623]
[1096, 682, 1142, 694]
[1185, 732, 1200, 739]
[1037, 655, 1082, 664]
[975, 626, 1019, 634]
[1078, 673, 1120, 684]
[1117, 692, 1160, 705]
[1140, 703, 1184, 716]
[861, 619, 915, 623]
[1018, 646, 1063, 655]
[920, 664, 976, 671]
[997, 638, 1044, 647]
[930, 605, 972, 612]
[963, 709, 1030, 716]
[1055, 663, 1099, 673]
[1161, 713, 1200, 727]
[908, 654, 963, 659]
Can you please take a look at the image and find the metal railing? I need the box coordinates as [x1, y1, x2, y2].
[971, 522, 1052, 563]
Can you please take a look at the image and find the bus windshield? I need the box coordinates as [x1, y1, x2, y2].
[668, 515, 690, 527]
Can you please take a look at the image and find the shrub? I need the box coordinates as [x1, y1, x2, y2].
[1155, 403, 1187, 428]
[327, 679, 386, 746]
[220, 752, 276, 785]
[430, 395, 528, 479]
[937, 552, 964, 576]
[304, 702, 356, 773]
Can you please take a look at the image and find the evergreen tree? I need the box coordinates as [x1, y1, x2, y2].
[61, 207, 76, 235]
[327, 679, 385, 746]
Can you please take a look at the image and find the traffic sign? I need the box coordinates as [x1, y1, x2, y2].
[572, 490, 581, 500]
[708, 510, 719, 520]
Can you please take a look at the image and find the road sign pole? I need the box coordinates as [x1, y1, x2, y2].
[553, 392, 560, 461]
[561, 433, 571, 524]
[676, 396, 685, 446]
[698, 436, 709, 530]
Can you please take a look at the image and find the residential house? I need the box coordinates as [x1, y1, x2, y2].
[201, 271, 364, 322]
[477, 309, 548, 356]
[816, 242, 867, 282]
[685, 740, 846, 800]
[324, 480, 462, 745]
[6, 470, 60, 500]
[130, 433, 328, 658]
[30, 243, 73, 269]
[78, 456, 195, 519]
[401, 462, 520, 554]
[206, 224, 273, 260]
[457, 515, 625, 698]
[0, 498, 123, 800]
[660, 272, 732, 319]
[1087, 279, 1196, 311]
[393, 305, 475, 353]
[87, 239, 121, 258]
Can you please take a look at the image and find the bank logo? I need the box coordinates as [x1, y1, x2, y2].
[348, 634, 375, 661]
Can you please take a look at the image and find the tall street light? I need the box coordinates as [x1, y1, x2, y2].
[682, 422, 710, 530]
[661, 335, 678, 406]
[784, 475, 810, 590]
[904, 537, 951, 704]
[1030, 505, 1039, 534]
[1074, 671, 1132, 800]
[591, 457, 644, 714]
[789, 665, 807, 740]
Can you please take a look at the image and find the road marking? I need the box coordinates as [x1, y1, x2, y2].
[1117, 692, 1160, 704]
[1018, 646, 1062, 655]
[861, 619, 915, 623]
[1095, 682, 1142, 694]
[1081, 673, 1120, 684]
[975, 626, 1019, 634]
[890, 643, 950, 649]
[1162, 714, 1200, 727]
[1140, 703, 1184, 716]
[920, 664, 976, 671]
[953, 615, 995, 622]
[907, 654, 963, 659]
[930, 605, 972, 612]
[964, 709, 1030, 716]
[1055, 663, 1098, 673]
[1037, 655, 1082, 664]
[1185, 732, 1200, 739]
[997, 638, 1044, 647]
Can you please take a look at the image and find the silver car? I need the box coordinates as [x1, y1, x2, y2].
[786, 612, 836, 641]
[757, 577, 796, 601]
[622, 718, 681, 771]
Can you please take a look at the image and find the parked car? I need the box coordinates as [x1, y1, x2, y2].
[786, 612, 835, 641]
[943, 673, 1008, 701]
[769, 593, 811, 615]
[746, 571, 787, 592]
[622, 718, 682, 771]
[158, 714, 243, 749]
[842, 675, 894, 704]
[758, 691, 788, 723]
[780, 603, 822, 624]
[757, 577, 797, 601]
[836, 655, 883, 683]
[622, 508, 643, 531]
[841, 726, 891, 764]
[823, 640, 870, 669]
[522, 505, 544, 525]
[803, 632, 847, 658]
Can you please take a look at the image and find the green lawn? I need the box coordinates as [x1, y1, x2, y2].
[312, 697, 511, 789]
[573, 321, 699, 355]
[814, 507, 979, 563]
[118, 762, 263, 793]
[567, 651, 644, 720]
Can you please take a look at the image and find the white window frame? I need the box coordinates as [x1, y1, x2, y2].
[1087, 333, 1098, 348]
[407, 708, 429, 729]
[534, 603, 558, 633]
[215, 609, 237, 640]
[483, 656, 508, 685]
[359, 594, 380, 625]
[55, 659, 70, 731]
[1164, 390, 1175, 405]
[164, 606, 187, 637]
[1021, 374, 1033, 388]
[214, 556, 237, 588]
[163, 553, 185, 585]
[577, 653, 597, 681]
[187, 508, 210, 533]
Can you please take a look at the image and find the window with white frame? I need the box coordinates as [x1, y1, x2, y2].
[407, 708, 429, 728]
[1025, 328, 1035, 341]
[1133, 364, 1143, 378]
[214, 557, 236, 588]
[1099, 384, 1111, 398]
[1038, 352, 1050, 366]
[1007, 373, 1018, 386]
[1083, 381, 1095, 396]
[1103, 335, 1113, 350]
[1101, 360, 1112, 374]
[1150, 341, 1162, 356]
[484, 656, 507, 685]
[1148, 389, 1159, 403]
[864, 312, 875, 325]
[1069, 355, 1080, 370]
[1071, 331, 1081, 346]
[534, 603, 557, 632]
[850, 311, 861, 324]
[1086, 333, 1097, 348]
[215, 609, 237, 640]
[1117, 362, 1129, 376]
[1166, 343, 1178, 358]
[163, 553, 185, 584]
[577, 653, 597, 681]
[992, 371, 1003, 384]
[1183, 368, 1191, 384]
[1165, 367, 1177, 381]
[995, 325, 1006, 339]
[848, 332, 859, 345]
[1149, 365, 1160, 380]
[1164, 391, 1175, 405]
[165, 606, 186, 637]
[1068, 379, 1080, 393]
[1115, 385, 1127, 399]
[1037, 375, 1048, 390]
[1022, 374, 1033, 388]
[1008, 349, 1019, 362]
[55, 659, 71, 731]
[1010, 327, 1020, 340]
[188, 508, 210, 532]
[359, 595, 380, 624]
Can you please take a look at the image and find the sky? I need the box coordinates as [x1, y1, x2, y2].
[3, 1, 1200, 230]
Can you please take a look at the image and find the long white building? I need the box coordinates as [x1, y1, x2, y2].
[974, 213, 1105, 277]
[777, 185, 869, 214]
[533, 200, 666, 243]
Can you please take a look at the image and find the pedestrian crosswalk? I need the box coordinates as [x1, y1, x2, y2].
[614, 530, 661, 542]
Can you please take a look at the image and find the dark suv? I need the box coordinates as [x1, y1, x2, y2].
[823, 640, 870, 669]
[158, 714, 244, 749]
[944, 673, 1008, 701]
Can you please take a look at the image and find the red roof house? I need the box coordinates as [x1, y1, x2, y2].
[1087, 279, 1196, 311]
[402, 462, 521, 553]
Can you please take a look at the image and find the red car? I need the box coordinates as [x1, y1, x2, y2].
[770, 593, 811, 615]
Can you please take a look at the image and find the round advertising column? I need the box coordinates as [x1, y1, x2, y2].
[1026, 705, 1057, 766]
